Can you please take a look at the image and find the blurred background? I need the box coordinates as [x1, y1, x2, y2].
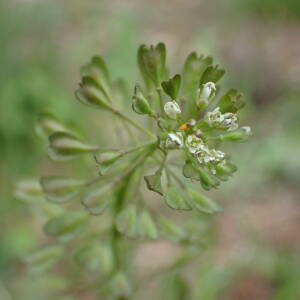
[1, 0, 300, 299]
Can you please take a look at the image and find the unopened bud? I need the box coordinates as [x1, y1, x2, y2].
[164, 101, 181, 120]
[165, 132, 184, 149]
[196, 82, 216, 108]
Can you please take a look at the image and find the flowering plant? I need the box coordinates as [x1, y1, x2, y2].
[15, 43, 251, 299]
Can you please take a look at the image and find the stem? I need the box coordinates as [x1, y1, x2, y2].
[157, 88, 165, 116]
[111, 108, 156, 139]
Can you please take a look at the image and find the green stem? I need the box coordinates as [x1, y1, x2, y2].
[111, 108, 156, 138]
[157, 88, 165, 116]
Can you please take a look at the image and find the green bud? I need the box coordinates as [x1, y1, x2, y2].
[48, 132, 100, 161]
[40, 176, 85, 203]
[35, 112, 73, 138]
[15, 179, 44, 204]
[161, 74, 181, 100]
[24, 245, 64, 273]
[132, 84, 154, 115]
[43, 211, 89, 242]
[187, 189, 221, 214]
[182, 160, 200, 180]
[75, 76, 111, 110]
[198, 167, 220, 190]
[165, 185, 192, 211]
[218, 126, 252, 142]
[214, 162, 237, 181]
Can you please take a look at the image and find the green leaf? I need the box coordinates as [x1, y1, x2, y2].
[15, 179, 44, 204]
[24, 245, 64, 273]
[81, 185, 111, 216]
[182, 52, 212, 118]
[200, 65, 225, 84]
[40, 176, 85, 203]
[132, 84, 154, 115]
[218, 89, 245, 113]
[138, 210, 158, 240]
[161, 74, 181, 100]
[140, 43, 166, 86]
[35, 112, 73, 138]
[48, 132, 100, 161]
[74, 242, 114, 273]
[165, 186, 191, 210]
[187, 189, 221, 214]
[159, 217, 186, 243]
[198, 167, 220, 190]
[116, 205, 138, 238]
[44, 211, 89, 242]
[144, 170, 163, 196]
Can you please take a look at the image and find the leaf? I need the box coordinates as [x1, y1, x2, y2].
[24, 245, 64, 273]
[40, 176, 86, 203]
[182, 52, 213, 118]
[159, 217, 186, 243]
[187, 189, 221, 214]
[132, 84, 154, 115]
[74, 242, 114, 273]
[162, 74, 181, 100]
[165, 186, 191, 210]
[116, 205, 138, 238]
[218, 89, 245, 113]
[200, 65, 225, 84]
[35, 112, 73, 138]
[15, 179, 44, 204]
[48, 131, 99, 161]
[144, 170, 163, 196]
[81, 185, 111, 216]
[140, 43, 166, 86]
[138, 210, 158, 240]
[44, 211, 89, 242]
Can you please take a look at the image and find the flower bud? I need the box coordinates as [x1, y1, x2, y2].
[196, 82, 216, 108]
[218, 126, 252, 142]
[132, 85, 154, 116]
[165, 132, 184, 149]
[164, 101, 181, 120]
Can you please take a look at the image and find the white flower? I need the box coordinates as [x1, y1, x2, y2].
[185, 135, 206, 154]
[164, 101, 181, 120]
[186, 134, 226, 166]
[196, 82, 216, 107]
[205, 107, 238, 131]
[165, 132, 184, 149]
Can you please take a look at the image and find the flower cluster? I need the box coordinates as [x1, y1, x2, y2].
[15, 44, 251, 294]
